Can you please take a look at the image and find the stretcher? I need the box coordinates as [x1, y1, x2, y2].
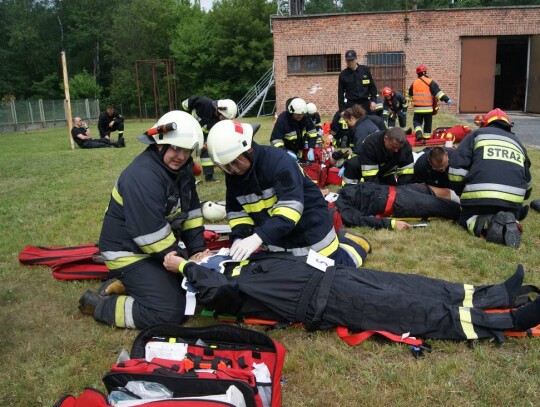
[407, 124, 472, 147]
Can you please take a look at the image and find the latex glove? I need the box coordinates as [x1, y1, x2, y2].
[287, 150, 297, 160]
[230, 233, 263, 261]
[338, 166, 346, 177]
[447, 99, 452, 105]
[307, 148, 315, 162]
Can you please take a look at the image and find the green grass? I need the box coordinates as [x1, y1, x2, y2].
[1, 114, 539, 406]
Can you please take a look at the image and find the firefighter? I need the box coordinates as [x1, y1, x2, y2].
[331, 183, 460, 230]
[164, 250, 540, 344]
[342, 104, 379, 153]
[408, 64, 452, 141]
[207, 120, 371, 267]
[338, 50, 378, 114]
[382, 86, 408, 128]
[449, 109, 532, 248]
[330, 110, 349, 148]
[270, 97, 317, 161]
[341, 127, 414, 186]
[182, 96, 238, 182]
[413, 146, 457, 190]
[78, 111, 207, 329]
[98, 105, 125, 144]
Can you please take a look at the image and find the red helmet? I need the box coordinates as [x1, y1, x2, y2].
[382, 87, 393, 97]
[416, 64, 428, 75]
[474, 114, 485, 127]
[483, 108, 511, 127]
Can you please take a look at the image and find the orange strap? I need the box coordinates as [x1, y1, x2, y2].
[376, 186, 396, 218]
[337, 326, 424, 347]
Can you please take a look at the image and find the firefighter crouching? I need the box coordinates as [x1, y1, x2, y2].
[449, 108, 532, 248]
[78, 111, 207, 329]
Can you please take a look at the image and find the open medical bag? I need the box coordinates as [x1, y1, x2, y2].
[99, 324, 286, 406]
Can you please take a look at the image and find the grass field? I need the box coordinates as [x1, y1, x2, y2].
[1, 114, 539, 406]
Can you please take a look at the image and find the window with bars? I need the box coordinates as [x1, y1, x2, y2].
[366, 52, 406, 95]
[287, 54, 341, 74]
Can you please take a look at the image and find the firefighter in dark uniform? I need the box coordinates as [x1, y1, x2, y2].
[342, 104, 379, 153]
[449, 109, 532, 248]
[382, 86, 408, 128]
[408, 64, 451, 141]
[182, 96, 238, 182]
[98, 105, 125, 144]
[413, 146, 456, 189]
[341, 128, 414, 186]
[71, 116, 122, 149]
[207, 120, 371, 267]
[338, 50, 378, 114]
[164, 250, 540, 344]
[332, 183, 460, 230]
[78, 111, 207, 329]
[270, 97, 318, 162]
[330, 110, 349, 148]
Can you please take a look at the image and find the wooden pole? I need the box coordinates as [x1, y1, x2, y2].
[61, 51, 74, 150]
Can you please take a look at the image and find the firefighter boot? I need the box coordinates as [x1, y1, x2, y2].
[78, 290, 103, 316]
[486, 211, 520, 248]
[530, 199, 540, 214]
[340, 230, 372, 254]
[511, 295, 540, 331]
[504, 264, 525, 307]
[98, 278, 126, 296]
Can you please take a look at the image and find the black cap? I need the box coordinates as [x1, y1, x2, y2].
[345, 50, 357, 60]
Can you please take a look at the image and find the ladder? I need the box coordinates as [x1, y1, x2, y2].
[237, 64, 275, 118]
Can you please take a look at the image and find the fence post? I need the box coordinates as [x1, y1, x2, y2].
[85, 99, 90, 121]
[10, 101, 17, 131]
[38, 99, 45, 127]
[28, 102, 34, 124]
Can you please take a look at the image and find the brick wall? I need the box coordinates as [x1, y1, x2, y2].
[272, 7, 540, 115]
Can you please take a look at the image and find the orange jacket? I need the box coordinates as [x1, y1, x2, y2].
[412, 77, 433, 112]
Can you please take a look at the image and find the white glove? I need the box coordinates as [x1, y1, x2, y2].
[307, 148, 315, 162]
[230, 233, 263, 261]
[287, 150, 297, 160]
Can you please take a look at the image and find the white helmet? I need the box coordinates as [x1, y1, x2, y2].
[202, 201, 227, 221]
[306, 102, 317, 115]
[216, 99, 238, 119]
[207, 120, 253, 166]
[138, 110, 204, 156]
[287, 98, 307, 114]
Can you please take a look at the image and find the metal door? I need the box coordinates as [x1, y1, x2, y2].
[526, 35, 540, 113]
[460, 37, 497, 113]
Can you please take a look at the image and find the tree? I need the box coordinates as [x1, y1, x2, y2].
[69, 70, 102, 99]
[304, 0, 341, 14]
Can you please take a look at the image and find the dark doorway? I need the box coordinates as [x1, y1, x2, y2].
[494, 36, 528, 111]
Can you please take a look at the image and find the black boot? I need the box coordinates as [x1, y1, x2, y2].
[117, 134, 126, 147]
[205, 174, 220, 182]
[511, 296, 540, 331]
[78, 290, 103, 316]
[486, 211, 520, 248]
[530, 199, 540, 213]
[504, 264, 525, 307]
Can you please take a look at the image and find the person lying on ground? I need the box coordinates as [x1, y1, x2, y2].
[163, 250, 540, 344]
[328, 183, 460, 230]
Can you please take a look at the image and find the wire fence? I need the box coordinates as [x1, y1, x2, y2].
[0, 99, 103, 133]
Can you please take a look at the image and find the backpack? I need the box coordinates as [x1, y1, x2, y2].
[56, 324, 286, 407]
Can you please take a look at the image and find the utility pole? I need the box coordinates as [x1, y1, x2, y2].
[61, 51, 74, 150]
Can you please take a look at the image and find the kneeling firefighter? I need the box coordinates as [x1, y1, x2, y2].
[78, 111, 207, 329]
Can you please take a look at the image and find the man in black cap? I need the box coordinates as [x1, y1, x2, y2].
[338, 50, 378, 114]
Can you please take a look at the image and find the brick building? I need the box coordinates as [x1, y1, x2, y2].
[270, 6, 540, 116]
